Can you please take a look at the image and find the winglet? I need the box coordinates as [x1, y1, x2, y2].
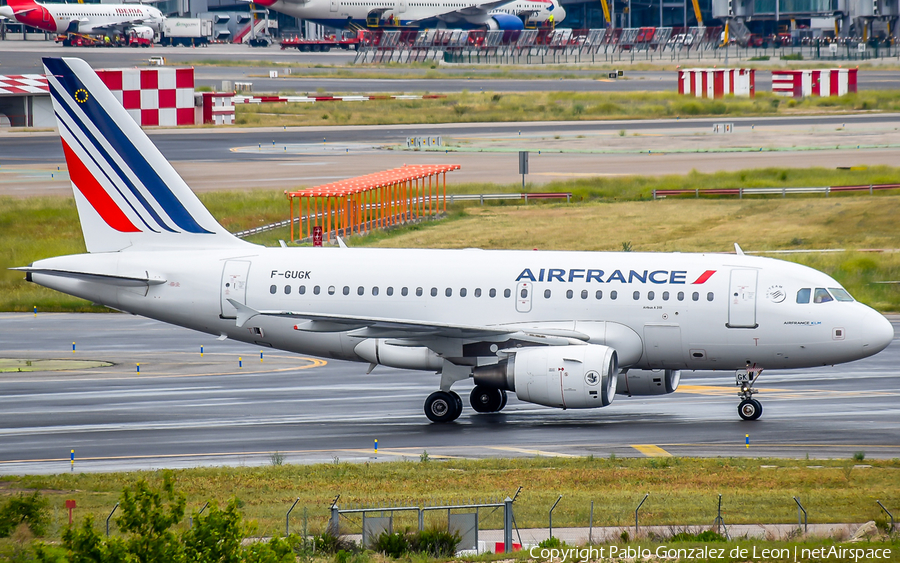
[734, 243, 745, 256]
[227, 298, 259, 328]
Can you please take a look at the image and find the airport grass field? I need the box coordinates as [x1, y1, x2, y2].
[235, 90, 900, 127]
[2, 457, 899, 542]
[3, 166, 900, 312]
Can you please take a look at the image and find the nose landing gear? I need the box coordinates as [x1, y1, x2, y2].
[736, 364, 763, 421]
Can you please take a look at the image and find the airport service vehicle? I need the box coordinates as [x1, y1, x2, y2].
[0, 0, 163, 37]
[160, 18, 213, 46]
[281, 30, 364, 51]
[251, 0, 564, 31]
[19, 57, 895, 424]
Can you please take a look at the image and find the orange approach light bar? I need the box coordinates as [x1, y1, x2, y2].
[286, 164, 460, 242]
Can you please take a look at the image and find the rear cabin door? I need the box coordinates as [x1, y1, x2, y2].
[727, 269, 758, 328]
[220, 260, 251, 319]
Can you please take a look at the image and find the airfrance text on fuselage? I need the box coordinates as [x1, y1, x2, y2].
[515, 269, 716, 284]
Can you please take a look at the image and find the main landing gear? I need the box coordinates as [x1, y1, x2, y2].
[736, 365, 763, 421]
[423, 386, 508, 423]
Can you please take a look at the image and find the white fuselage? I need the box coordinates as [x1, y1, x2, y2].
[30, 246, 893, 372]
[264, 0, 564, 29]
[0, 2, 164, 35]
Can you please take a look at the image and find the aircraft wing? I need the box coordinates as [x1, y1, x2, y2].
[228, 299, 589, 344]
[407, 0, 516, 22]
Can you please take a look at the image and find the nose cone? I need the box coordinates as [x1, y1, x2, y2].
[866, 310, 895, 356]
[554, 3, 566, 22]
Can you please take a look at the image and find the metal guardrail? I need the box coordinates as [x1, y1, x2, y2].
[652, 183, 900, 199]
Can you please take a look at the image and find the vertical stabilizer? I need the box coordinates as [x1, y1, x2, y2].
[43, 57, 246, 253]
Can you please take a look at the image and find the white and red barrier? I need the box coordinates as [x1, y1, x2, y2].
[771, 69, 857, 97]
[201, 92, 235, 125]
[677, 68, 755, 98]
[95, 67, 196, 126]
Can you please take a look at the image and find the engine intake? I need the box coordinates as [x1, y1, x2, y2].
[474, 344, 617, 409]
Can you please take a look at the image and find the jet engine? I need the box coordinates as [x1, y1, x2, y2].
[474, 344, 617, 409]
[483, 13, 525, 30]
[617, 369, 680, 396]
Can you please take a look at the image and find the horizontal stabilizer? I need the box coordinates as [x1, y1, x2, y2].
[13, 267, 166, 287]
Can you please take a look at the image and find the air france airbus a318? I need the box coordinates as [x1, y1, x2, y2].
[19, 57, 894, 424]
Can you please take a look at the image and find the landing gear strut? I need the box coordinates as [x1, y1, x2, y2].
[424, 390, 463, 423]
[469, 385, 508, 413]
[736, 365, 763, 421]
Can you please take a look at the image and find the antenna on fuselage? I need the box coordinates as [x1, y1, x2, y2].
[734, 243, 745, 255]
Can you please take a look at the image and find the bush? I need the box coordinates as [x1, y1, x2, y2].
[409, 528, 460, 557]
[313, 531, 357, 554]
[372, 531, 409, 558]
[671, 529, 727, 542]
[538, 536, 564, 549]
[0, 491, 49, 538]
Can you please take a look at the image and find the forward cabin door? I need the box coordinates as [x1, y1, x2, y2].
[727, 269, 758, 328]
[220, 260, 251, 319]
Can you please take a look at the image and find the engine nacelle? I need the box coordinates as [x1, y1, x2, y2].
[484, 13, 525, 30]
[617, 369, 680, 396]
[353, 339, 443, 371]
[475, 345, 617, 409]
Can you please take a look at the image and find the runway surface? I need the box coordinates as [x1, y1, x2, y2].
[1, 313, 898, 475]
[4, 113, 900, 193]
[3, 41, 900, 93]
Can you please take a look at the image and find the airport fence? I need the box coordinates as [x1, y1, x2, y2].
[652, 182, 900, 199]
[352, 26, 900, 65]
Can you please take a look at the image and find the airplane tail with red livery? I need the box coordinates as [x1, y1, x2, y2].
[42, 57, 246, 253]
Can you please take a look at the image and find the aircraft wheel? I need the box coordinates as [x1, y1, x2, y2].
[738, 399, 762, 421]
[424, 391, 462, 423]
[470, 385, 504, 413]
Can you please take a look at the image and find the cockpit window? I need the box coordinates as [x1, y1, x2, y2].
[813, 288, 833, 303]
[796, 288, 810, 304]
[829, 288, 854, 302]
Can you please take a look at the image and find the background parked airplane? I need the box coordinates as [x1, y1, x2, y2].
[251, 0, 565, 31]
[18, 57, 894, 426]
[0, 0, 163, 38]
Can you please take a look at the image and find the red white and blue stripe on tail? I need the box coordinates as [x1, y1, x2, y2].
[43, 57, 239, 253]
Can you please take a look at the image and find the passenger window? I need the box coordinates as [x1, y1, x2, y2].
[372, 287, 379, 296]
[402, 287, 409, 296]
[489, 288, 496, 298]
[460, 288, 467, 297]
[299, 285, 306, 295]
[327, 286, 335, 295]
[692, 292, 699, 301]
[544, 289, 551, 298]
[581, 290, 588, 299]
[520, 288, 528, 298]
[633, 291, 640, 300]
[796, 288, 810, 304]
[829, 288, 854, 302]
[677, 291, 684, 301]
[647, 291, 655, 301]
[269, 285, 276, 294]
[610, 290, 617, 300]
[284, 285, 291, 295]
[707, 292, 714, 302]
[416, 287, 423, 297]
[475, 288, 482, 297]
[431, 287, 438, 297]
[445, 288, 452, 297]
[386, 287, 393, 296]
[662, 291, 669, 301]
[814, 288, 833, 303]
[357, 286, 364, 296]
[313, 285, 321, 295]
[595, 290, 602, 300]
[504, 289, 511, 298]
[343, 286, 350, 296]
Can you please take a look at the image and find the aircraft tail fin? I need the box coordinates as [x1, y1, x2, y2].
[43, 57, 246, 253]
